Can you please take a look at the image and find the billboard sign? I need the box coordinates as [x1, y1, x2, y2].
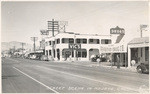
[100, 44, 127, 53]
[40, 30, 49, 35]
[110, 26, 125, 35]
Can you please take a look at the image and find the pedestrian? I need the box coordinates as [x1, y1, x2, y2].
[97, 55, 101, 66]
[116, 55, 120, 69]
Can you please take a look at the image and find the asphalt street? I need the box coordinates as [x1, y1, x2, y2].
[2, 57, 149, 93]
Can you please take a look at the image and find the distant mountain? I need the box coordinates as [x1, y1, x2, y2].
[1, 41, 33, 51]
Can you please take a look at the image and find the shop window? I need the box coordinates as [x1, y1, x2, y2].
[82, 51, 87, 58]
[77, 49, 87, 58]
[77, 52, 81, 57]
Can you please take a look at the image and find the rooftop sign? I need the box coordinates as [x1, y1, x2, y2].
[40, 30, 49, 35]
[110, 26, 125, 35]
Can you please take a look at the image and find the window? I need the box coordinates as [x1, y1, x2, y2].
[76, 39, 81, 43]
[105, 40, 108, 44]
[49, 41, 51, 45]
[76, 49, 87, 58]
[83, 39, 87, 44]
[89, 39, 99, 44]
[82, 51, 87, 57]
[57, 39, 60, 44]
[46, 50, 48, 55]
[69, 38, 74, 43]
[53, 41, 55, 45]
[101, 39, 111, 44]
[62, 38, 65, 43]
[89, 39, 93, 43]
[77, 51, 81, 57]
[49, 50, 51, 55]
[62, 38, 73, 43]
[97, 39, 99, 44]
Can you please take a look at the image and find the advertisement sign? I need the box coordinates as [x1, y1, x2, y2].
[100, 44, 127, 53]
[110, 26, 125, 35]
[40, 30, 49, 35]
[69, 44, 81, 50]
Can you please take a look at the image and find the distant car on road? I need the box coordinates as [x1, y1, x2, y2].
[136, 63, 149, 74]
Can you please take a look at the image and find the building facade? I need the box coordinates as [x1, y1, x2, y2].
[45, 32, 111, 61]
[128, 37, 149, 67]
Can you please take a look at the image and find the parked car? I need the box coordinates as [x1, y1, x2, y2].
[90, 55, 100, 62]
[40, 55, 49, 61]
[136, 63, 149, 74]
[29, 55, 37, 59]
[91, 54, 107, 62]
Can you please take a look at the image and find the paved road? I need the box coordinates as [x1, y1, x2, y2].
[2, 57, 149, 93]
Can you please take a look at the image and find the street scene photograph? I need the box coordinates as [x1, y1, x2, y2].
[1, 0, 149, 93]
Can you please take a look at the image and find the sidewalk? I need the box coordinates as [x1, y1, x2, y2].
[51, 60, 137, 73]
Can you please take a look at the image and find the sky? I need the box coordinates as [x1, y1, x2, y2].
[1, 1, 149, 45]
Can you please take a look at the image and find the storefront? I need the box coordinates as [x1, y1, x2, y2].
[100, 43, 127, 67]
[128, 37, 149, 67]
[45, 32, 112, 61]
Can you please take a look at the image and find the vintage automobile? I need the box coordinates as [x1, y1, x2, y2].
[40, 55, 49, 61]
[136, 63, 149, 74]
[90, 54, 107, 62]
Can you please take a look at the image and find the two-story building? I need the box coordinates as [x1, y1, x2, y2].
[45, 32, 111, 61]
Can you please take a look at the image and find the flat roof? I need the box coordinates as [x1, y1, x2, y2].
[128, 37, 149, 45]
[45, 32, 111, 41]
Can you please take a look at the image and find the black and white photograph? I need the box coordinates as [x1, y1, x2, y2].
[1, 0, 149, 93]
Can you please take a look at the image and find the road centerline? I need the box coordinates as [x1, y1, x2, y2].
[13, 67, 59, 93]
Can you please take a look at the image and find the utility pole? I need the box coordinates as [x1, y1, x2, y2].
[47, 19, 68, 60]
[21, 43, 25, 55]
[31, 37, 38, 52]
[47, 19, 59, 60]
[140, 24, 148, 38]
[140, 29, 143, 38]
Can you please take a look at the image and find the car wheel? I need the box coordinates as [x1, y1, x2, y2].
[137, 67, 143, 73]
